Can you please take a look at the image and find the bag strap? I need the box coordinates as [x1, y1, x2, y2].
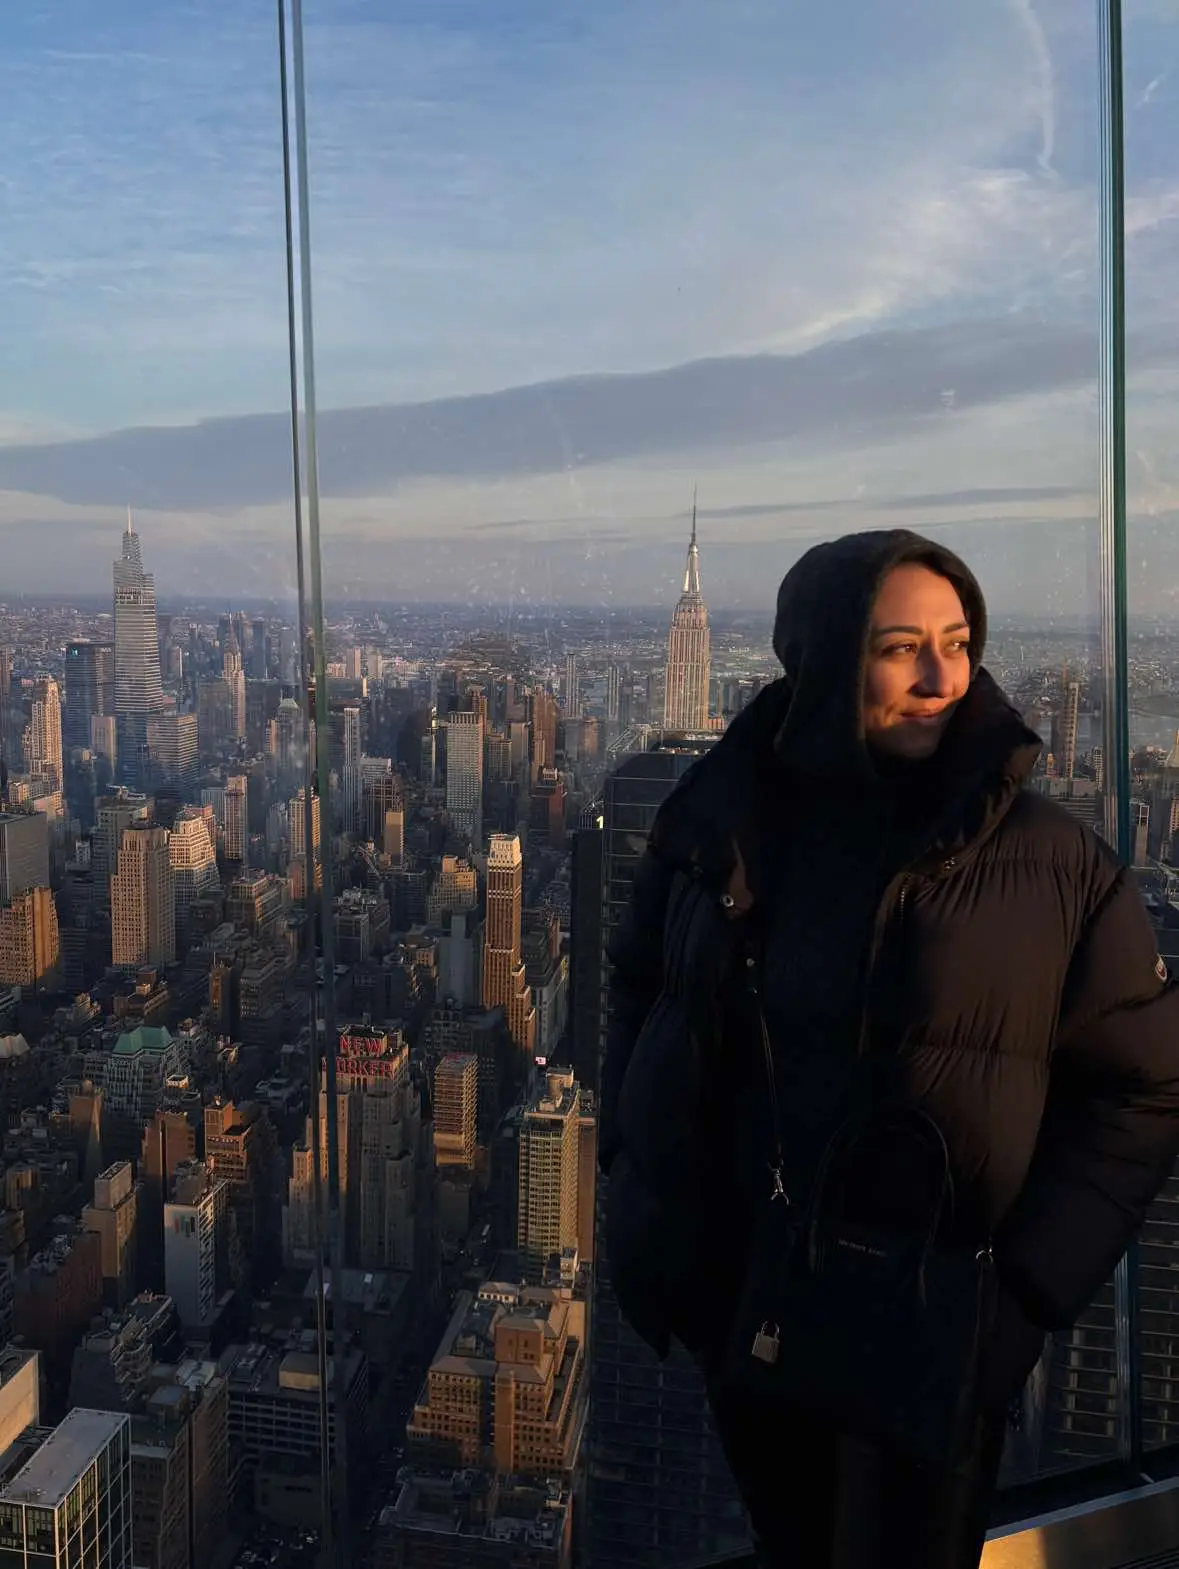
[744, 937, 787, 1200]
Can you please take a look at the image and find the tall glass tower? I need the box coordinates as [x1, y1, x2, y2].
[113, 514, 166, 784]
[583, 740, 748, 1568]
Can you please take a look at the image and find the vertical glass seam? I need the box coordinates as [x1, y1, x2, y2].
[274, 0, 333, 1545]
[1098, 0, 1142, 1476]
[289, 0, 352, 1546]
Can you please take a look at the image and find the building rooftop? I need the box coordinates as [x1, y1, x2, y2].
[112, 1025, 173, 1057]
[0, 1349, 37, 1391]
[0, 1409, 125, 1506]
[225, 1339, 364, 1402]
[386, 1471, 569, 1547]
[303, 1266, 412, 1317]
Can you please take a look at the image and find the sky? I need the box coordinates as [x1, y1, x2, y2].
[1, 0, 1179, 615]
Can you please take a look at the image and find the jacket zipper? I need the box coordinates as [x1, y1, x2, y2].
[745, 949, 790, 1205]
[736, 855, 963, 1196]
[856, 871, 911, 1057]
[855, 856, 959, 1056]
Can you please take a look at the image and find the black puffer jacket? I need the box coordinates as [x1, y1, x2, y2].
[601, 530, 1179, 1362]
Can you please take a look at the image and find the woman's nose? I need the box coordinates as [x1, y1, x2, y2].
[916, 649, 956, 696]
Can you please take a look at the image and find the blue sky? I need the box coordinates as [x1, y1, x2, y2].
[1, 0, 1179, 611]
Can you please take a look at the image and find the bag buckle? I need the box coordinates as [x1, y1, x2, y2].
[751, 1322, 780, 1364]
[769, 1163, 788, 1203]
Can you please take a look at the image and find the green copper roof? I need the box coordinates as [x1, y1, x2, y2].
[112, 1025, 173, 1056]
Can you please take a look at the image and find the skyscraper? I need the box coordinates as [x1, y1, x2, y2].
[113, 515, 167, 781]
[530, 689, 558, 774]
[663, 494, 711, 733]
[111, 824, 175, 970]
[518, 1067, 583, 1280]
[169, 809, 219, 940]
[164, 1163, 226, 1331]
[224, 773, 249, 866]
[342, 705, 362, 833]
[330, 1025, 428, 1273]
[433, 1053, 478, 1170]
[273, 697, 307, 793]
[289, 787, 321, 893]
[481, 832, 536, 1056]
[146, 712, 197, 789]
[81, 1161, 139, 1309]
[223, 642, 246, 742]
[23, 675, 63, 793]
[584, 739, 747, 1569]
[64, 641, 115, 751]
[93, 793, 147, 893]
[1051, 676, 1081, 782]
[445, 709, 484, 848]
[0, 886, 60, 989]
[564, 652, 580, 718]
[605, 662, 621, 725]
[0, 647, 11, 766]
[0, 810, 50, 902]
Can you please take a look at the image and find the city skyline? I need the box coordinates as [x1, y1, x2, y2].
[0, 3, 1177, 611]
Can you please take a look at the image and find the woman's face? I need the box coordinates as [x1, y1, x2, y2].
[862, 563, 972, 761]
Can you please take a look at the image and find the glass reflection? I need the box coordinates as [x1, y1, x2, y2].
[284, 0, 1154, 1560]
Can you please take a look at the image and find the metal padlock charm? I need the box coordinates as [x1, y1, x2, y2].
[751, 1323, 780, 1364]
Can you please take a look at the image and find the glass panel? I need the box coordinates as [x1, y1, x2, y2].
[1124, 0, 1179, 1462]
[287, 0, 1132, 1551]
[1, 4, 304, 1552]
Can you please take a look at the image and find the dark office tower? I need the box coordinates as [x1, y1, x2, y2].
[64, 642, 115, 751]
[113, 514, 167, 783]
[569, 823, 604, 1097]
[605, 663, 621, 725]
[250, 619, 268, 680]
[0, 647, 11, 764]
[0, 810, 51, 903]
[530, 688, 558, 772]
[583, 738, 749, 1569]
[618, 665, 633, 730]
[564, 652, 581, 718]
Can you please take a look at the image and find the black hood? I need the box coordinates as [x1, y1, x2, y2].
[771, 528, 988, 782]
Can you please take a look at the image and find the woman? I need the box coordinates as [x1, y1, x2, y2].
[600, 529, 1179, 1569]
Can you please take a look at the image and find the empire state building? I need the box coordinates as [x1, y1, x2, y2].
[663, 496, 710, 732]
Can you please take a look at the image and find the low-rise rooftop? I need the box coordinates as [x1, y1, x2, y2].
[0, 1409, 126, 1506]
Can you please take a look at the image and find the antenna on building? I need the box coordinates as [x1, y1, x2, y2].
[126, 505, 134, 535]
[683, 486, 702, 597]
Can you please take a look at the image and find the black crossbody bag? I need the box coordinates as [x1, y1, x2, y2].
[719, 1001, 999, 1470]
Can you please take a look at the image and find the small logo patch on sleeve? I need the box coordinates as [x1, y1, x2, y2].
[1156, 955, 1169, 984]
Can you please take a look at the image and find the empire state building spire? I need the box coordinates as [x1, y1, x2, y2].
[683, 487, 702, 597]
[663, 488, 711, 733]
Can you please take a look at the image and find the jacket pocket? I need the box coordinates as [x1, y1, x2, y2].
[606, 1151, 697, 1358]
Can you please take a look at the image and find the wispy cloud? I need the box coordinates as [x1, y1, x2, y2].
[1008, 0, 1057, 173]
[1137, 68, 1170, 106]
